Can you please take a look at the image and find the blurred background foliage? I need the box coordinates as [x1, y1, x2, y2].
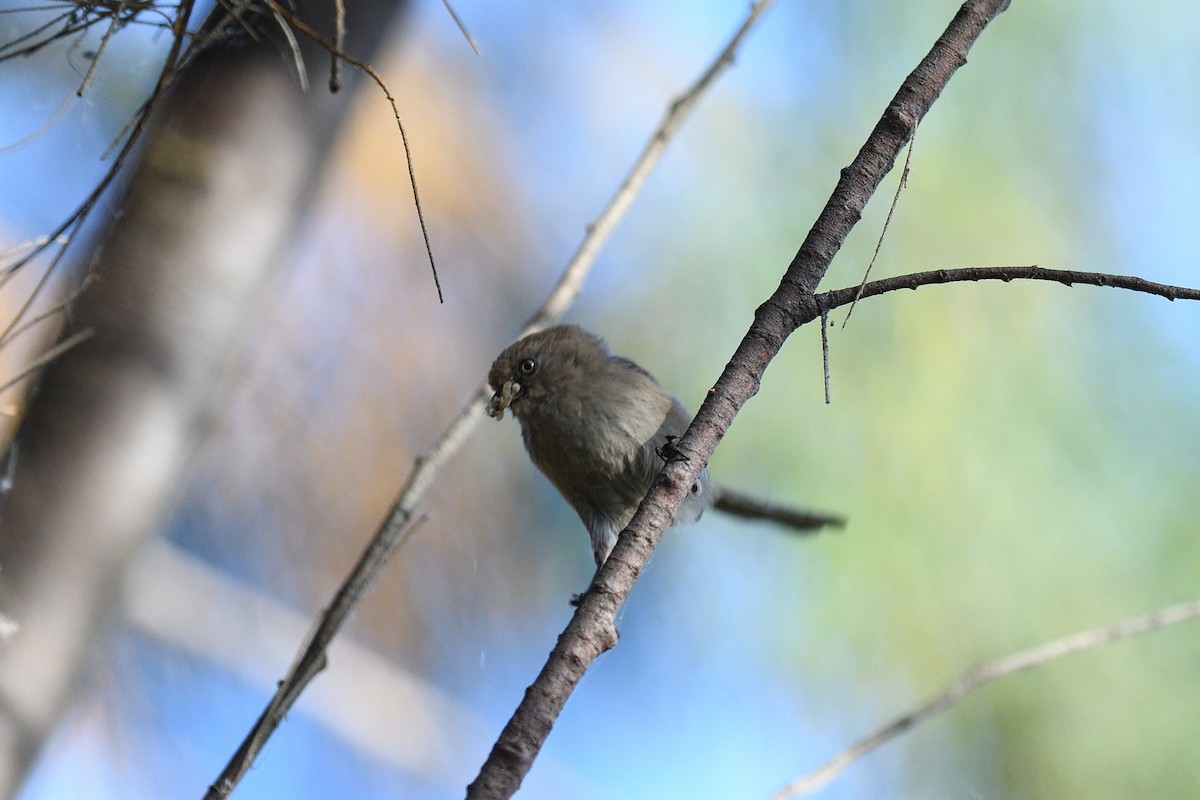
[2, 0, 1199, 798]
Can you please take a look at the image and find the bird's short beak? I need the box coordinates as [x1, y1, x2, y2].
[486, 380, 521, 420]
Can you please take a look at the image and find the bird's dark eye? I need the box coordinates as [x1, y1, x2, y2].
[519, 358, 537, 375]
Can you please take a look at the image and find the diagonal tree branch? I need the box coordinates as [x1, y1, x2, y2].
[465, 1, 1014, 797]
[772, 598, 1200, 798]
[202, 3, 780, 796]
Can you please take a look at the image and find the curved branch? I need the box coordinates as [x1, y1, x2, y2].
[262, 0, 443, 302]
[819, 265, 1200, 311]
[772, 599, 1200, 798]
[466, 1, 1013, 797]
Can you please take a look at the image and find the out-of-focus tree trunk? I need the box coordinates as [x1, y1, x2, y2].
[0, 3, 408, 794]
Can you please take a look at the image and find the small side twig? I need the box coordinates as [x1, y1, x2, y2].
[773, 599, 1200, 798]
[0, 274, 96, 352]
[272, 7, 309, 92]
[819, 307, 830, 404]
[75, 0, 130, 96]
[263, 0, 443, 302]
[0, 328, 94, 398]
[713, 485, 844, 532]
[0, 0, 195, 339]
[441, 0, 482, 56]
[0, 92, 76, 157]
[842, 135, 914, 327]
[329, 0, 344, 90]
[817, 265, 1200, 311]
[529, 0, 780, 329]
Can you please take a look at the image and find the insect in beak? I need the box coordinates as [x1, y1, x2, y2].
[486, 380, 521, 420]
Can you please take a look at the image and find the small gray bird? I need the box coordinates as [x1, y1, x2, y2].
[486, 324, 843, 568]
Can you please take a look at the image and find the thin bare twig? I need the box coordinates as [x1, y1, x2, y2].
[201, 3, 770, 796]
[0, 92, 75, 156]
[0, 274, 95, 351]
[0, 8, 76, 60]
[263, 0, 443, 302]
[713, 485, 843, 531]
[441, 0, 482, 56]
[0, 0, 194, 343]
[329, 0, 344, 90]
[204, 512, 427, 800]
[819, 307, 830, 404]
[0, 328, 93, 398]
[98, 94, 154, 161]
[75, 0, 129, 96]
[272, 7, 309, 92]
[0, 1, 168, 63]
[531, 0, 778, 328]
[773, 599, 1200, 798]
[0, 235, 66, 261]
[817, 265, 1200, 310]
[842, 136, 914, 327]
[0, 245, 67, 344]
